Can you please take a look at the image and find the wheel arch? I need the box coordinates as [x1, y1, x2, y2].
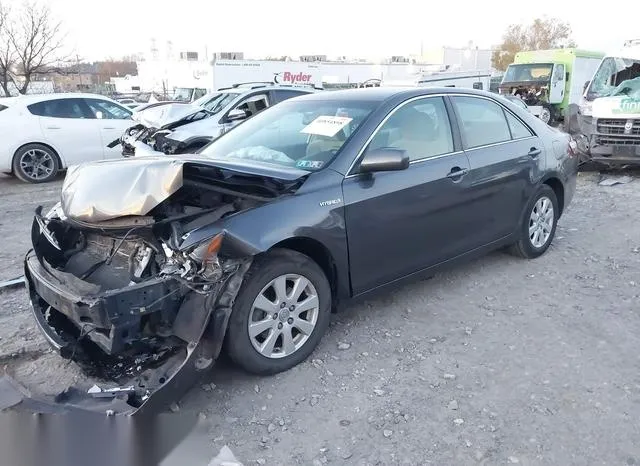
[272, 236, 339, 309]
[540, 176, 565, 217]
[12, 141, 64, 173]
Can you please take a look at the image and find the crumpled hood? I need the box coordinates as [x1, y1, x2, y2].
[592, 95, 640, 119]
[61, 158, 184, 223]
[60, 156, 309, 223]
[134, 103, 204, 128]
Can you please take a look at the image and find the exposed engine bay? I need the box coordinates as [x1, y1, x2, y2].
[121, 108, 213, 156]
[500, 83, 549, 107]
[11, 157, 307, 416]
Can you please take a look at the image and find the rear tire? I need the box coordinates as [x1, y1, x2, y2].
[225, 249, 332, 375]
[508, 185, 558, 259]
[12, 144, 60, 183]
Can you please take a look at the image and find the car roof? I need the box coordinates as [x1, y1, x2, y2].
[294, 86, 499, 103]
[9, 92, 117, 105]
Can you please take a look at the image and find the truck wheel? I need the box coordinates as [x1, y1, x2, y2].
[539, 105, 552, 125]
[225, 249, 332, 375]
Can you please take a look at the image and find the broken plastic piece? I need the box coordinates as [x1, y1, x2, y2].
[88, 385, 135, 399]
[0, 276, 25, 290]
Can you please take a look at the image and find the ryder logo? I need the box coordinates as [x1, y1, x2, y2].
[274, 71, 313, 84]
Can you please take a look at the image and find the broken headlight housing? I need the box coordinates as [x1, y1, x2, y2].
[187, 233, 225, 282]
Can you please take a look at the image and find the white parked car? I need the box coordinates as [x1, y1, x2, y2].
[0, 93, 133, 183]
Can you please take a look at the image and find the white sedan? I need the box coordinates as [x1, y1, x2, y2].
[0, 93, 133, 183]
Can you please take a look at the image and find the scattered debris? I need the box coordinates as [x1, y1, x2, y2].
[169, 402, 180, 413]
[448, 400, 459, 410]
[254, 385, 260, 393]
[338, 342, 351, 350]
[373, 389, 386, 396]
[383, 429, 393, 438]
[256, 459, 266, 465]
[453, 418, 465, 425]
[0, 276, 25, 290]
[267, 423, 276, 433]
[599, 175, 633, 186]
[443, 373, 456, 380]
[340, 450, 353, 460]
[339, 419, 351, 426]
[508, 456, 520, 464]
[208, 446, 243, 466]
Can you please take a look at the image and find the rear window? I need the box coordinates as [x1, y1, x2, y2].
[27, 99, 92, 118]
[0, 104, 7, 112]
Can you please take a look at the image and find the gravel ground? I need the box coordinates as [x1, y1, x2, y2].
[1, 171, 640, 465]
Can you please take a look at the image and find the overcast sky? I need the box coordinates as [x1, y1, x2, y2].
[8, 0, 636, 61]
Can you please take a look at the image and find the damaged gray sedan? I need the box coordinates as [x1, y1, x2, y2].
[17, 87, 577, 415]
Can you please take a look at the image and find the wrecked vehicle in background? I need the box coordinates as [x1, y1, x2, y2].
[576, 40, 640, 167]
[499, 48, 603, 124]
[10, 87, 577, 416]
[121, 83, 316, 157]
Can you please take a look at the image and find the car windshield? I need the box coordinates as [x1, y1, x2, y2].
[197, 92, 239, 114]
[586, 57, 640, 100]
[199, 99, 377, 171]
[503, 64, 553, 83]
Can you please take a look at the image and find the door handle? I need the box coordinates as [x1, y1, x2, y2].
[103, 126, 116, 130]
[528, 147, 542, 157]
[446, 167, 468, 180]
[46, 126, 61, 130]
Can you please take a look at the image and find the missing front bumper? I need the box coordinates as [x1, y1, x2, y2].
[4, 248, 251, 417]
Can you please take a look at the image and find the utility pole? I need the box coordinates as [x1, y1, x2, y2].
[77, 54, 82, 90]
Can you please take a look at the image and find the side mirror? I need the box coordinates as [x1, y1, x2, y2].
[226, 108, 248, 122]
[359, 148, 409, 174]
[583, 80, 590, 92]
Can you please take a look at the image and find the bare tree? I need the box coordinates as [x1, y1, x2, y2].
[0, 2, 15, 96]
[7, 1, 68, 94]
[492, 17, 577, 71]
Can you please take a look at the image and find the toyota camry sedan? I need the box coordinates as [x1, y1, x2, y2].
[23, 87, 578, 414]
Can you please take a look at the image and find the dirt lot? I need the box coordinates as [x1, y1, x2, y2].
[1, 171, 639, 465]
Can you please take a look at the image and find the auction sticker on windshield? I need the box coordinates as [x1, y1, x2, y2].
[301, 116, 353, 137]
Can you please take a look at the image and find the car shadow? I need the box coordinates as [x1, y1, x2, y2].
[179, 248, 522, 411]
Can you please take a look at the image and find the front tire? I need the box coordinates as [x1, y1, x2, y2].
[12, 144, 60, 183]
[225, 249, 332, 375]
[508, 185, 558, 259]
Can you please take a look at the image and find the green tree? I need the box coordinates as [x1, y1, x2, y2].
[492, 17, 577, 71]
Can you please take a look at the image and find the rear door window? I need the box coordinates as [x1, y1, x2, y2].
[505, 111, 533, 139]
[84, 98, 132, 119]
[451, 96, 511, 148]
[27, 98, 92, 119]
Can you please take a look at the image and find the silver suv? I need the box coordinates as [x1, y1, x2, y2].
[121, 83, 318, 156]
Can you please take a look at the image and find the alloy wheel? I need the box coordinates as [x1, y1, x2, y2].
[248, 274, 319, 359]
[19, 149, 54, 180]
[529, 196, 554, 248]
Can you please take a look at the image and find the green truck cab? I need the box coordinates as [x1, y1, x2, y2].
[499, 48, 604, 124]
